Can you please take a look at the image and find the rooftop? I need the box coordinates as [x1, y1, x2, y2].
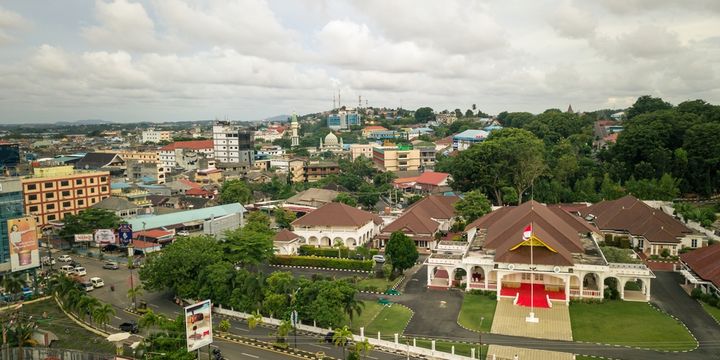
[292, 202, 382, 228]
[126, 203, 245, 231]
[159, 140, 214, 151]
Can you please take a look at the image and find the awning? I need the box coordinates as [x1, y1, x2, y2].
[182, 220, 204, 226]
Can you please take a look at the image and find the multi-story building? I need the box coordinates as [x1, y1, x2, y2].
[159, 140, 214, 171]
[126, 160, 167, 184]
[413, 142, 437, 170]
[327, 114, 342, 130]
[21, 166, 111, 227]
[213, 122, 255, 165]
[288, 159, 306, 183]
[0, 142, 21, 170]
[141, 129, 172, 144]
[453, 129, 488, 151]
[102, 150, 158, 164]
[327, 109, 360, 130]
[0, 178, 23, 271]
[349, 144, 373, 160]
[303, 161, 340, 182]
[372, 145, 421, 172]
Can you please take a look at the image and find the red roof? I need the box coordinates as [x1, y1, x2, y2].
[415, 172, 449, 186]
[160, 140, 214, 151]
[186, 187, 212, 196]
[275, 229, 301, 242]
[178, 179, 202, 189]
[435, 136, 453, 146]
[134, 229, 174, 239]
[680, 244, 720, 288]
[131, 239, 163, 249]
[363, 126, 388, 132]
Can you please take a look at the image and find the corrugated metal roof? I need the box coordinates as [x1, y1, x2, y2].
[126, 203, 245, 231]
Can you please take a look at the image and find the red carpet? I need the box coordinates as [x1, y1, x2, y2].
[500, 283, 566, 308]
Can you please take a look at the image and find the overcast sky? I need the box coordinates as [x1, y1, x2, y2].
[1, 0, 719, 123]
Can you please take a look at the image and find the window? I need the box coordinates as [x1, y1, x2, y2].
[534, 273, 544, 281]
[29, 205, 38, 213]
[77, 199, 85, 206]
[521, 273, 531, 281]
[76, 179, 83, 185]
[45, 193, 55, 200]
[100, 176, 107, 182]
[101, 186, 108, 192]
[62, 190, 71, 197]
[64, 212, 72, 218]
[90, 188, 96, 194]
[60, 180, 69, 187]
[691, 239, 698, 248]
[28, 194, 38, 201]
[46, 204, 55, 210]
[76, 189, 84, 196]
[62, 201, 71, 208]
[91, 198, 96, 204]
[89, 178, 95, 184]
[47, 214, 56, 221]
[44, 182, 54, 189]
[26, 184, 37, 191]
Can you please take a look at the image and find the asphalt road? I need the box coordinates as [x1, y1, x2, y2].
[61, 251, 423, 360]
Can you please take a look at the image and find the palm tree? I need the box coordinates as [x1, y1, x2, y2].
[354, 338, 373, 359]
[343, 296, 365, 322]
[333, 325, 353, 359]
[139, 308, 167, 334]
[248, 310, 263, 339]
[127, 284, 144, 310]
[64, 289, 84, 314]
[276, 319, 293, 344]
[47, 275, 74, 300]
[1, 273, 26, 296]
[11, 321, 38, 360]
[76, 296, 101, 322]
[92, 303, 116, 331]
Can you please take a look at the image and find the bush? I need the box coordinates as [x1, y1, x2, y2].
[618, 237, 631, 249]
[271, 255, 373, 271]
[297, 245, 378, 259]
[690, 288, 703, 299]
[661, 248, 670, 258]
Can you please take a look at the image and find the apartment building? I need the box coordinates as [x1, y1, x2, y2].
[158, 140, 214, 171]
[0, 178, 23, 270]
[141, 129, 172, 144]
[350, 144, 374, 160]
[372, 145, 421, 172]
[303, 161, 340, 182]
[212, 122, 255, 165]
[21, 166, 111, 227]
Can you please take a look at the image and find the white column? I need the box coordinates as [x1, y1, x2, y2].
[484, 267, 489, 290]
[360, 327, 364, 340]
[645, 280, 651, 301]
[427, 265, 432, 286]
[466, 266, 471, 291]
[565, 275, 570, 305]
[394, 333, 399, 344]
[578, 272, 584, 298]
[496, 271, 502, 300]
[620, 279, 625, 300]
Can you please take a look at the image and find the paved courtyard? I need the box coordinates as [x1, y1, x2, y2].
[485, 345, 574, 360]
[490, 299, 573, 341]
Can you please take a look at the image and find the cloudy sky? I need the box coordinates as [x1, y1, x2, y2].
[1, 0, 719, 123]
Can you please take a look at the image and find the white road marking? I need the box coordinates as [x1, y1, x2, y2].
[234, 327, 249, 332]
[241, 352, 259, 358]
[308, 343, 331, 350]
[114, 316, 122, 320]
[367, 356, 379, 360]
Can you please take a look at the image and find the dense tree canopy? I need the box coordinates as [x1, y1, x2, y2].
[385, 231, 419, 275]
[220, 179, 252, 204]
[59, 208, 120, 244]
[454, 190, 492, 223]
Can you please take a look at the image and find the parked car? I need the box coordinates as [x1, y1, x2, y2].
[177, 230, 191, 237]
[102, 244, 119, 252]
[324, 331, 335, 343]
[119, 322, 139, 334]
[41, 256, 55, 265]
[73, 267, 87, 276]
[80, 282, 94, 292]
[103, 261, 120, 270]
[372, 255, 386, 263]
[90, 277, 104, 288]
[60, 265, 75, 274]
[57, 255, 72, 262]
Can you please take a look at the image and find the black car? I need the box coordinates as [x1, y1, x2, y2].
[102, 244, 119, 252]
[119, 321, 139, 334]
[324, 331, 335, 343]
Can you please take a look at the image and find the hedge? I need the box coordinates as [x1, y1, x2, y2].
[297, 245, 378, 259]
[272, 255, 373, 271]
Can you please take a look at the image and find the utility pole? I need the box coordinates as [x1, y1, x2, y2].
[479, 316, 484, 360]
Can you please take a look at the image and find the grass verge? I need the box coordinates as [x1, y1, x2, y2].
[570, 301, 696, 351]
[348, 300, 384, 333]
[701, 302, 720, 323]
[457, 293, 496, 332]
[364, 304, 413, 338]
[415, 338, 488, 357]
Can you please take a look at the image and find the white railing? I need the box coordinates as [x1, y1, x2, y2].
[213, 306, 476, 360]
[546, 294, 552, 308]
[513, 293, 519, 305]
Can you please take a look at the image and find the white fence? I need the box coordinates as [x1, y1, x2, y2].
[213, 306, 478, 360]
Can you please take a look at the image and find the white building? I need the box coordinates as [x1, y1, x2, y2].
[291, 202, 383, 249]
[213, 121, 255, 165]
[350, 144, 373, 160]
[141, 129, 171, 144]
[158, 140, 214, 171]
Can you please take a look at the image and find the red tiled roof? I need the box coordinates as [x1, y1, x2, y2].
[275, 229, 301, 242]
[415, 172, 449, 186]
[134, 229, 174, 239]
[363, 126, 388, 131]
[382, 195, 459, 237]
[435, 136, 453, 145]
[186, 187, 212, 196]
[160, 140, 214, 151]
[292, 202, 382, 227]
[178, 179, 202, 189]
[680, 244, 720, 288]
[131, 239, 163, 249]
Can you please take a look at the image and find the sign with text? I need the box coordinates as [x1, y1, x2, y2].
[94, 229, 115, 245]
[8, 217, 40, 272]
[185, 300, 213, 352]
[118, 224, 132, 246]
[74, 234, 93, 242]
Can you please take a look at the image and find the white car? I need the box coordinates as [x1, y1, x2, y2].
[73, 267, 87, 276]
[176, 230, 190, 236]
[60, 265, 75, 274]
[90, 277, 104, 288]
[372, 255, 386, 263]
[58, 255, 72, 262]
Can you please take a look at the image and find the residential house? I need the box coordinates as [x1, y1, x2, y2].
[377, 195, 459, 250]
[678, 244, 720, 297]
[91, 196, 146, 218]
[349, 144, 374, 160]
[291, 202, 383, 249]
[274, 229, 303, 255]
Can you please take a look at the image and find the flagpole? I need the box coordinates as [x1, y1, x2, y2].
[526, 221, 538, 323]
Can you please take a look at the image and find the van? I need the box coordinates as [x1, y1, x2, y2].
[90, 277, 104, 288]
[60, 265, 74, 274]
[73, 267, 87, 276]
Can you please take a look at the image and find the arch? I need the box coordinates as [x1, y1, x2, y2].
[345, 237, 357, 248]
[470, 266, 485, 283]
[332, 237, 344, 247]
[320, 236, 331, 247]
[583, 273, 600, 291]
[604, 276, 620, 300]
[308, 236, 318, 246]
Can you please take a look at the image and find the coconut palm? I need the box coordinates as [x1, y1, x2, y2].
[343, 295, 365, 322]
[248, 310, 263, 331]
[276, 319, 293, 344]
[1, 273, 26, 296]
[333, 325, 353, 359]
[354, 338, 373, 359]
[78, 296, 101, 321]
[127, 284, 144, 310]
[92, 303, 116, 331]
[10, 321, 38, 360]
[139, 308, 167, 333]
[65, 289, 84, 314]
[47, 275, 75, 301]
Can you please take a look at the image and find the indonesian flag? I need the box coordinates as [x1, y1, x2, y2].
[523, 224, 532, 240]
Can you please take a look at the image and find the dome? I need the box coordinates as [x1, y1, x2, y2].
[324, 132, 338, 146]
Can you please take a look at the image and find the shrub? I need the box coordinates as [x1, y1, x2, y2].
[661, 248, 670, 258]
[271, 255, 373, 271]
[690, 288, 703, 299]
[618, 237, 631, 249]
[297, 245, 378, 259]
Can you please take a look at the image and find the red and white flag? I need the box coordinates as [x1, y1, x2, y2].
[522, 224, 532, 240]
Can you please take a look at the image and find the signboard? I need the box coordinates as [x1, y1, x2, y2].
[8, 217, 40, 272]
[94, 229, 115, 245]
[185, 300, 213, 352]
[74, 234, 93, 242]
[118, 223, 132, 246]
[291, 310, 298, 327]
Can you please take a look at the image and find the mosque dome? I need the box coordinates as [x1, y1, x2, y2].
[324, 132, 339, 146]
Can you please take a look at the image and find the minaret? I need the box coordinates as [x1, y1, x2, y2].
[290, 112, 300, 147]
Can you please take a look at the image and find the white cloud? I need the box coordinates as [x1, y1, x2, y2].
[0, 5, 29, 44]
[82, 0, 168, 52]
[548, 3, 597, 39]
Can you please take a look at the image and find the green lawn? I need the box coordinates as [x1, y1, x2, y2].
[701, 302, 720, 323]
[415, 338, 488, 357]
[364, 304, 413, 338]
[357, 277, 396, 292]
[570, 301, 696, 351]
[457, 293, 496, 332]
[20, 299, 115, 353]
[348, 301, 384, 333]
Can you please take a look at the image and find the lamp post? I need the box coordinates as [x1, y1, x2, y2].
[478, 316, 484, 360]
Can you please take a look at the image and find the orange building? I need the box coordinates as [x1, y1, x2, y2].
[22, 166, 111, 226]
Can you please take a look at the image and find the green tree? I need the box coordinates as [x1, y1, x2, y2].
[224, 226, 274, 269]
[248, 309, 264, 335]
[274, 206, 296, 229]
[220, 179, 252, 204]
[333, 325, 354, 359]
[600, 173, 625, 200]
[218, 319, 231, 333]
[683, 122, 720, 195]
[454, 190, 492, 223]
[355, 338, 374, 360]
[465, 109, 474, 117]
[357, 183, 380, 209]
[76, 295, 101, 322]
[414, 107, 435, 123]
[127, 284, 144, 310]
[92, 303, 116, 331]
[59, 208, 120, 245]
[335, 193, 358, 207]
[139, 308, 168, 333]
[1, 273, 26, 295]
[626, 95, 673, 119]
[385, 231, 419, 276]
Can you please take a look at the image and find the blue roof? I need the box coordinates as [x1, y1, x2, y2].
[454, 129, 489, 140]
[138, 184, 166, 189]
[127, 203, 246, 231]
[111, 182, 131, 190]
[483, 125, 503, 132]
[140, 176, 156, 183]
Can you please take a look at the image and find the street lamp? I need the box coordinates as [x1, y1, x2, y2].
[478, 316, 485, 360]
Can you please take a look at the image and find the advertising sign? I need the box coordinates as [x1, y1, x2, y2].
[118, 223, 132, 246]
[94, 229, 115, 245]
[8, 217, 40, 272]
[185, 300, 213, 352]
[74, 234, 93, 242]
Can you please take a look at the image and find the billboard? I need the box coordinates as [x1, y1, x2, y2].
[8, 217, 40, 272]
[185, 300, 213, 352]
[74, 234, 93, 242]
[94, 229, 115, 245]
[118, 224, 132, 246]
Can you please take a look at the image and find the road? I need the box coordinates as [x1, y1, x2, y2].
[64, 251, 423, 360]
